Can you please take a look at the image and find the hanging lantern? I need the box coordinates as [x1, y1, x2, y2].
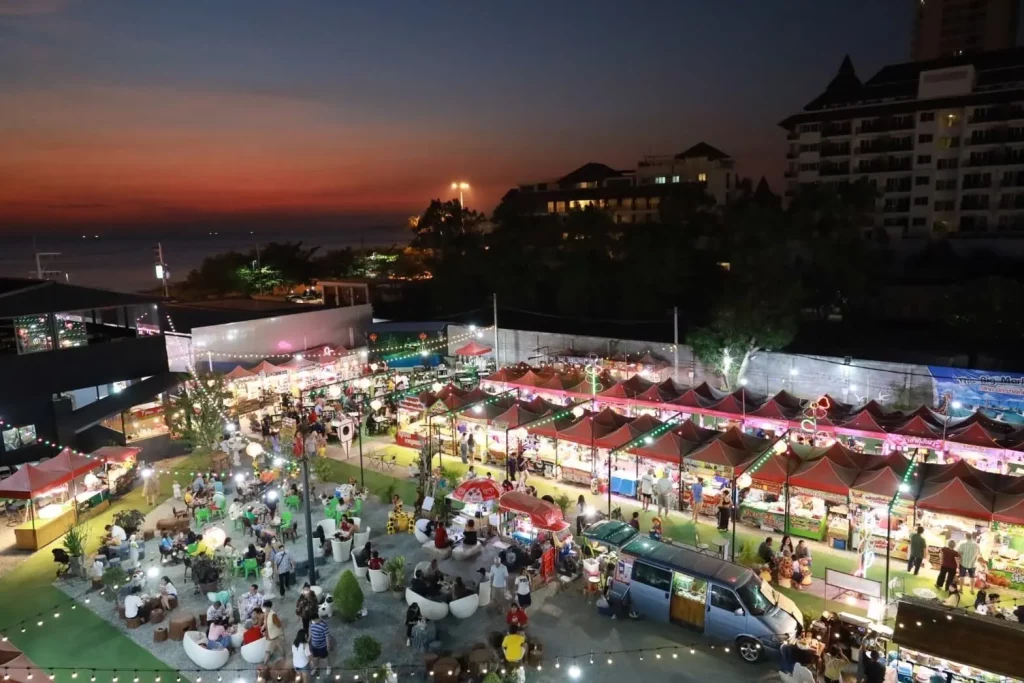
[369, 333, 378, 343]
[418, 332, 428, 341]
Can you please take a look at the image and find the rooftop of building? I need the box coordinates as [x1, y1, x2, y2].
[165, 297, 324, 331]
[0, 277, 162, 318]
[781, 47, 1024, 127]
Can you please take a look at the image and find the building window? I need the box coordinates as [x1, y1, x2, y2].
[912, 217, 926, 226]
[936, 179, 957, 190]
[945, 113, 959, 127]
[671, 175, 680, 183]
[920, 112, 935, 122]
[697, 172, 707, 182]
[914, 196, 929, 205]
[607, 198, 619, 208]
[917, 155, 932, 164]
[799, 163, 818, 172]
[915, 176, 929, 186]
[1, 424, 36, 451]
[546, 201, 555, 214]
[937, 158, 959, 170]
[622, 198, 634, 210]
[799, 143, 820, 152]
[655, 176, 667, 185]
[934, 200, 955, 211]
[555, 201, 565, 213]
[938, 136, 960, 149]
[800, 123, 821, 133]
[918, 134, 933, 143]
[649, 196, 661, 209]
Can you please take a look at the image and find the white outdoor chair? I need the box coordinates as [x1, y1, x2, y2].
[317, 518, 337, 538]
[449, 594, 480, 619]
[368, 568, 389, 593]
[183, 632, 229, 670]
[352, 528, 370, 547]
[331, 538, 352, 564]
[414, 526, 431, 545]
[405, 587, 449, 620]
[351, 552, 368, 579]
[240, 637, 267, 664]
[477, 578, 491, 607]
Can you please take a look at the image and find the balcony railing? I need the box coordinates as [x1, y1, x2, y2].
[786, 132, 800, 140]
[858, 138, 914, 155]
[962, 178, 993, 189]
[966, 151, 1024, 167]
[856, 156, 913, 174]
[821, 125, 853, 138]
[969, 107, 1024, 124]
[819, 164, 850, 177]
[819, 144, 850, 158]
[856, 118, 915, 134]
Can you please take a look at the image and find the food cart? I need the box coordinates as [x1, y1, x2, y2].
[92, 446, 141, 497]
[497, 492, 570, 545]
[447, 478, 503, 538]
[892, 597, 1024, 682]
[0, 463, 83, 550]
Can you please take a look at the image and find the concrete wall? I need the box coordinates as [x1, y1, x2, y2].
[192, 304, 373, 360]
[449, 324, 937, 409]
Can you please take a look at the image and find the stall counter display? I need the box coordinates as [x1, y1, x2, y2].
[558, 458, 593, 487]
[984, 523, 1024, 590]
[14, 504, 76, 550]
[738, 501, 828, 541]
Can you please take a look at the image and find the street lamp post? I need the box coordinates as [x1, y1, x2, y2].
[451, 181, 470, 207]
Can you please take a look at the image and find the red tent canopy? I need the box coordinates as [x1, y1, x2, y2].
[671, 388, 715, 410]
[837, 410, 890, 435]
[822, 395, 854, 419]
[919, 460, 1000, 492]
[657, 378, 686, 398]
[855, 400, 901, 420]
[749, 448, 802, 485]
[717, 427, 773, 455]
[527, 412, 576, 439]
[633, 431, 698, 463]
[789, 456, 859, 496]
[866, 451, 912, 476]
[278, 356, 317, 370]
[813, 442, 873, 471]
[436, 384, 468, 401]
[595, 414, 663, 451]
[536, 373, 575, 391]
[451, 478, 503, 504]
[621, 375, 655, 394]
[685, 428, 761, 471]
[593, 407, 631, 430]
[947, 422, 1005, 450]
[951, 410, 1017, 436]
[675, 421, 719, 444]
[889, 416, 941, 440]
[906, 405, 947, 428]
[557, 414, 615, 446]
[525, 396, 565, 415]
[36, 448, 104, 479]
[484, 367, 527, 384]
[224, 365, 256, 380]
[916, 478, 994, 520]
[498, 492, 567, 530]
[634, 384, 673, 403]
[746, 399, 800, 421]
[454, 340, 492, 357]
[706, 394, 749, 416]
[692, 382, 723, 401]
[491, 403, 543, 428]
[851, 466, 907, 499]
[772, 390, 807, 412]
[512, 369, 554, 388]
[0, 464, 71, 500]
[251, 360, 285, 375]
[597, 381, 643, 400]
[92, 446, 142, 464]
[993, 493, 1024, 525]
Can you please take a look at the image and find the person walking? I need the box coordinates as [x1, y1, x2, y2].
[936, 540, 959, 592]
[307, 614, 331, 675]
[460, 433, 469, 464]
[639, 469, 654, 512]
[292, 629, 312, 683]
[957, 532, 981, 594]
[467, 432, 476, 463]
[262, 600, 285, 664]
[295, 583, 319, 632]
[690, 477, 704, 522]
[716, 492, 731, 532]
[654, 471, 672, 518]
[514, 568, 532, 609]
[907, 526, 926, 576]
[274, 545, 295, 597]
[489, 555, 510, 610]
[575, 495, 588, 536]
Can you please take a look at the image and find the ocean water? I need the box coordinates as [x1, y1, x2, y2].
[0, 227, 409, 293]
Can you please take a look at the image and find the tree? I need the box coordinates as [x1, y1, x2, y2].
[236, 265, 284, 295]
[688, 280, 800, 389]
[182, 251, 249, 296]
[257, 241, 320, 283]
[313, 247, 359, 279]
[167, 373, 231, 451]
[410, 199, 485, 252]
[333, 570, 364, 622]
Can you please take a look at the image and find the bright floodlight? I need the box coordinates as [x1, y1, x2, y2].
[146, 567, 159, 578]
[225, 423, 236, 433]
[739, 377, 748, 386]
[469, 324, 477, 332]
[266, 489, 279, 501]
[245, 442, 263, 457]
[234, 473, 245, 484]
[473, 405, 483, 414]
[952, 400, 963, 409]
[789, 368, 798, 376]
[273, 457, 285, 467]
[568, 665, 581, 680]
[898, 483, 910, 493]
[141, 468, 153, 479]
[420, 349, 428, 357]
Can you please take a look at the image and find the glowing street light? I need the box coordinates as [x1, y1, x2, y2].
[450, 181, 470, 206]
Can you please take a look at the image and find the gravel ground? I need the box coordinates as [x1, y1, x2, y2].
[57, 484, 778, 683]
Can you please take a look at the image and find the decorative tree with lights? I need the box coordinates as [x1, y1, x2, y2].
[167, 373, 231, 452]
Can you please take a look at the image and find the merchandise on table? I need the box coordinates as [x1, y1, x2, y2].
[737, 488, 831, 541]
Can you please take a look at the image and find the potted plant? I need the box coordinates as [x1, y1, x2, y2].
[63, 524, 89, 578]
[383, 555, 406, 592]
[191, 555, 221, 593]
[101, 566, 129, 601]
[346, 635, 381, 680]
[333, 570, 364, 622]
[113, 509, 146, 537]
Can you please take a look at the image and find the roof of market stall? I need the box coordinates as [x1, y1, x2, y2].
[225, 365, 256, 380]
[35, 448, 104, 479]
[748, 447, 803, 485]
[490, 403, 543, 428]
[916, 478, 995, 520]
[453, 340, 492, 357]
[0, 464, 72, 500]
[789, 454, 861, 496]
[498, 491, 567, 530]
[595, 414, 663, 451]
[250, 360, 286, 375]
[91, 446, 142, 464]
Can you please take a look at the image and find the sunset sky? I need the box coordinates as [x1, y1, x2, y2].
[1, 1, 912, 232]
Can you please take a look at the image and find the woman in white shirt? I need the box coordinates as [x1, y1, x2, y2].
[514, 568, 532, 609]
[158, 576, 178, 611]
[292, 629, 312, 683]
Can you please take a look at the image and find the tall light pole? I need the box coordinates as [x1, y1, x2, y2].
[451, 181, 470, 207]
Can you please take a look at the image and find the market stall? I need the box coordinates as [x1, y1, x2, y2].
[595, 413, 663, 497]
[0, 464, 80, 550]
[989, 476, 1024, 590]
[489, 402, 544, 465]
[684, 427, 769, 515]
[92, 446, 142, 497]
[447, 477, 503, 538]
[849, 453, 914, 558]
[945, 421, 1016, 475]
[630, 421, 718, 511]
[914, 472, 995, 571]
[782, 451, 860, 542]
[496, 491, 571, 545]
[736, 447, 801, 534]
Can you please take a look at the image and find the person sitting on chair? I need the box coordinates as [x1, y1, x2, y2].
[463, 520, 478, 547]
[434, 522, 454, 549]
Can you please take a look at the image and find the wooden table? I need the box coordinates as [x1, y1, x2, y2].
[432, 658, 460, 683]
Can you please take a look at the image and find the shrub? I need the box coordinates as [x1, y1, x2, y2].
[63, 523, 89, 557]
[554, 494, 571, 515]
[113, 509, 146, 536]
[383, 555, 406, 591]
[191, 556, 221, 585]
[101, 567, 128, 600]
[378, 481, 399, 503]
[347, 635, 381, 673]
[333, 570, 364, 622]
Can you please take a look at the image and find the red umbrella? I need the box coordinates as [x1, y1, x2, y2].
[450, 478, 503, 504]
[454, 340, 493, 357]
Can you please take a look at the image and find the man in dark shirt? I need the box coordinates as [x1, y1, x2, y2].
[757, 537, 775, 565]
[628, 512, 640, 531]
[411, 570, 436, 597]
[936, 540, 959, 592]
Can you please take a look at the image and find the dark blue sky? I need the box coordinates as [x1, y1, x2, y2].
[1, 0, 915, 229]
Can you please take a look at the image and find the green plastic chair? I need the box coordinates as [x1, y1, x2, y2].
[241, 557, 259, 579]
[233, 516, 245, 531]
[195, 508, 211, 524]
[352, 498, 363, 516]
[186, 543, 199, 557]
[279, 511, 293, 528]
[244, 510, 257, 523]
[285, 495, 300, 511]
[209, 506, 225, 520]
[325, 499, 338, 516]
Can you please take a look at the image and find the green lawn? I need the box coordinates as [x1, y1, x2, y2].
[0, 452, 213, 680]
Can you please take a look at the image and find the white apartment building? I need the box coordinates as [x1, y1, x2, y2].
[781, 49, 1024, 239]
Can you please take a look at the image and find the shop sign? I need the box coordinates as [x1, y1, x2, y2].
[739, 506, 784, 531]
[791, 486, 848, 505]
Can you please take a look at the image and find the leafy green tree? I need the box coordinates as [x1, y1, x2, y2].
[167, 373, 231, 451]
[182, 251, 249, 295]
[236, 265, 284, 294]
[312, 247, 359, 279]
[257, 241, 320, 283]
[333, 570, 364, 622]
